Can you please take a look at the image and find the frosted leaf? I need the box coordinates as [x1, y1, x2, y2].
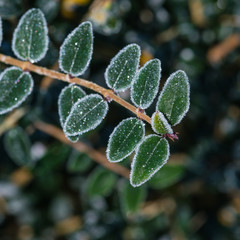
[130, 135, 170, 187]
[86, 167, 117, 197]
[12, 8, 49, 63]
[4, 127, 32, 166]
[0, 67, 34, 115]
[58, 84, 86, 142]
[156, 70, 190, 126]
[106, 117, 145, 162]
[0, 17, 2, 47]
[119, 179, 146, 215]
[131, 59, 161, 109]
[105, 43, 140, 92]
[151, 111, 173, 135]
[59, 21, 93, 77]
[64, 94, 108, 136]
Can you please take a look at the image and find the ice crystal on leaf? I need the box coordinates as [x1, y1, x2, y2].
[59, 21, 93, 77]
[12, 8, 49, 63]
[131, 59, 161, 109]
[105, 44, 140, 92]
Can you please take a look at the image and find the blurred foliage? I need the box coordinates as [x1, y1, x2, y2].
[0, 0, 240, 239]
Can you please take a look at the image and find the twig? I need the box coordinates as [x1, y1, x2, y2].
[34, 121, 130, 179]
[0, 54, 151, 124]
[0, 108, 26, 136]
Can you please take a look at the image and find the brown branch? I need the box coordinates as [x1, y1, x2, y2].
[0, 53, 151, 124]
[34, 121, 130, 179]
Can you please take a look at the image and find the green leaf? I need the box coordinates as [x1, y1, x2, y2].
[151, 111, 173, 135]
[119, 180, 146, 215]
[67, 150, 92, 173]
[156, 70, 190, 126]
[59, 21, 93, 77]
[106, 117, 145, 162]
[105, 44, 140, 92]
[64, 94, 108, 136]
[35, 0, 59, 22]
[4, 127, 32, 166]
[131, 59, 161, 109]
[12, 8, 49, 63]
[86, 167, 117, 197]
[130, 135, 170, 187]
[0, 17, 2, 47]
[0, 0, 23, 19]
[58, 84, 86, 142]
[0, 67, 33, 115]
[148, 164, 185, 189]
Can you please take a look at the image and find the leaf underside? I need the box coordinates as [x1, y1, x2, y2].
[107, 117, 145, 162]
[64, 94, 108, 136]
[131, 59, 161, 109]
[149, 164, 185, 189]
[120, 180, 146, 215]
[130, 135, 169, 187]
[59, 21, 93, 77]
[0, 67, 33, 115]
[156, 70, 190, 126]
[105, 43, 140, 92]
[58, 84, 86, 142]
[87, 167, 117, 197]
[4, 127, 31, 166]
[12, 8, 49, 63]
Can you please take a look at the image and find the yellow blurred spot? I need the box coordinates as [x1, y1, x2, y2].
[87, 0, 113, 25]
[61, 0, 91, 18]
[218, 207, 236, 227]
[10, 167, 33, 187]
[55, 216, 82, 236]
[140, 50, 153, 67]
[18, 225, 34, 240]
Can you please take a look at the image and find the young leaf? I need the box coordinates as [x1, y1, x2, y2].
[106, 117, 145, 162]
[119, 180, 146, 216]
[130, 135, 170, 187]
[86, 167, 117, 197]
[149, 164, 185, 189]
[0, 0, 23, 19]
[12, 8, 49, 63]
[151, 111, 173, 135]
[64, 94, 108, 136]
[4, 127, 32, 166]
[0, 67, 33, 115]
[67, 150, 92, 173]
[156, 70, 190, 126]
[58, 84, 86, 142]
[105, 44, 140, 92]
[59, 21, 93, 77]
[0, 17, 2, 47]
[131, 59, 161, 109]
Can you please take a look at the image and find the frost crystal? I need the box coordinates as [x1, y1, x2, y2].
[106, 117, 145, 162]
[0, 67, 34, 115]
[131, 59, 161, 109]
[156, 70, 190, 126]
[64, 94, 108, 136]
[105, 43, 141, 92]
[58, 84, 86, 142]
[59, 21, 93, 77]
[151, 111, 173, 135]
[12, 8, 49, 63]
[130, 135, 170, 187]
